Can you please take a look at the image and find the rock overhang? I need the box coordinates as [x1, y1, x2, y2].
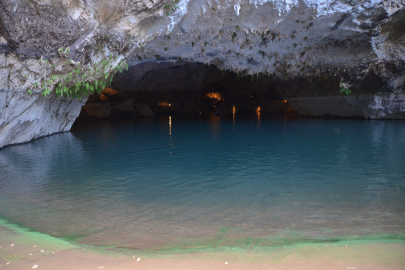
[0, 0, 404, 98]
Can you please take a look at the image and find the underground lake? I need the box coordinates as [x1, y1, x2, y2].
[0, 114, 404, 262]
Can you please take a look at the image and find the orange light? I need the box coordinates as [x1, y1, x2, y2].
[283, 100, 287, 103]
[159, 102, 170, 107]
[100, 94, 109, 101]
[102, 87, 118, 95]
[206, 92, 222, 101]
[232, 106, 236, 114]
[100, 87, 119, 101]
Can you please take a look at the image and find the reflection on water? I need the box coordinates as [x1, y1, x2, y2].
[0, 115, 404, 250]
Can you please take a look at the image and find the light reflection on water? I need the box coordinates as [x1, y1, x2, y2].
[0, 115, 404, 250]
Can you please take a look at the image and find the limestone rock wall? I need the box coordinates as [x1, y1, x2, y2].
[1, 0, 403, 79]
[288, 94, 405, 119]
[0, 54, 87, 149]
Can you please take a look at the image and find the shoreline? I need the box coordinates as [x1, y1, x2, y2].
[4, 248, 405, 270]
[1, 219, 405, 269]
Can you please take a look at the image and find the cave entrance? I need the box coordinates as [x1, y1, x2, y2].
[74, 61, 297, 124]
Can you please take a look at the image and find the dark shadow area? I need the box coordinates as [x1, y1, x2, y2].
[74, 61, 298, 126]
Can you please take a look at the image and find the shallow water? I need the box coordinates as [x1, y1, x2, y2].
[0, 114, 404, 250]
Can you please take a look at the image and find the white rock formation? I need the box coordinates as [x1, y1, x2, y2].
[0, 54, 87, 148]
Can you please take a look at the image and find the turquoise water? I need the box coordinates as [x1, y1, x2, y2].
[0, 115, 404, 250]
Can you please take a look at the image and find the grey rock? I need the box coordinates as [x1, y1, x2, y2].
[0, 90, 86, 149]
[112, 99, 134, 112]
[288, 94, 405, 119]
[135, 102, 155, 116]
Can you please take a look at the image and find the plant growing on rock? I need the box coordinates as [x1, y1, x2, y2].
[236, 69, 248, 80]
[29, 53, 129, 99]
[164, 0, 180, 16]
[339, 80, 351, 95]
[232, 32, 237, 40]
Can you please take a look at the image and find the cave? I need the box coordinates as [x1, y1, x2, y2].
[74, 61, 297, 124]
[1, 0, 405, 268]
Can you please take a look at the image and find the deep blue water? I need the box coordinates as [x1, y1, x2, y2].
[0, 114, 404, 249]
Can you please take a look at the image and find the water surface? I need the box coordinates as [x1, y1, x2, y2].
[0, 115, 404, 250]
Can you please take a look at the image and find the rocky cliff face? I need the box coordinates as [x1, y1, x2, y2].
[0, 53, 87, 149]
[0, 0, 404, 148]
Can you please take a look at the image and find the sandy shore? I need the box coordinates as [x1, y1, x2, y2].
[2, 247, 405, 270]
[2, 240, 405, 270]
[1, 220, 405, 270]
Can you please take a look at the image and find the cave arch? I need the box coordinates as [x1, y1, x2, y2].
[76, 61, 296, 121]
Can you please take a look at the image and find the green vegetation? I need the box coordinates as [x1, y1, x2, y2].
[30, 54, 128, 99]
[236, 69, 248, 80]
[232, 32, 237, 40]
[164, 0, 180, 16]
[339, 81, 351, 95]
